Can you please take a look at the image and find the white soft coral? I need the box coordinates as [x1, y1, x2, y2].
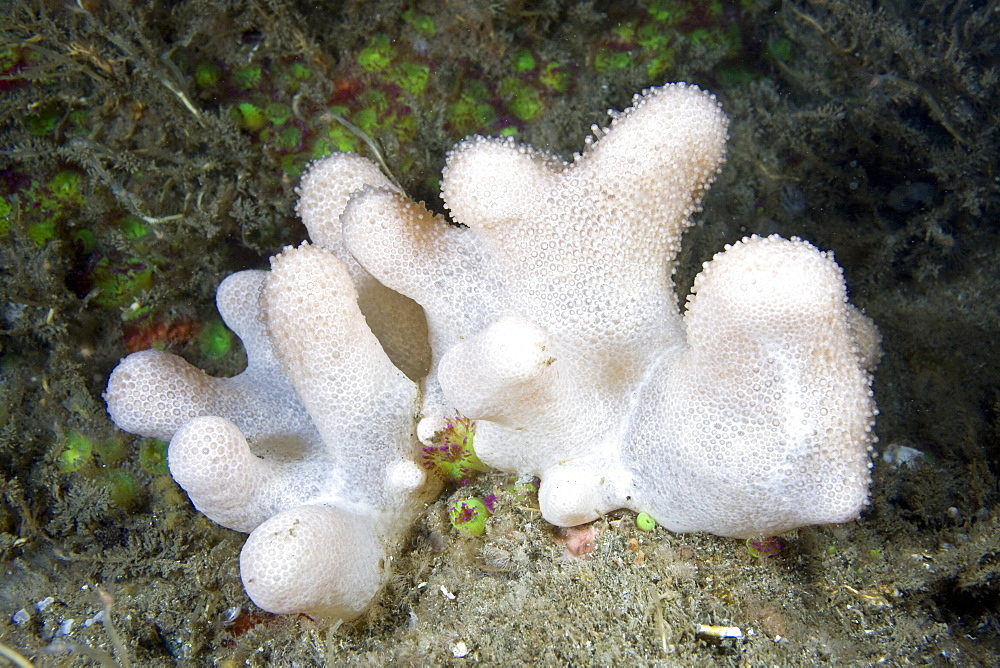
[341, 83, 879, 536]
[105, 81, 881, 622]
[106, 244, 429, 620]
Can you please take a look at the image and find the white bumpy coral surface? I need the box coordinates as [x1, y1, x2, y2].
[105, 82, 880, 621]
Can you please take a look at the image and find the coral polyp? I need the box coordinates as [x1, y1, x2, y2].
[746, 536, 784, 559]
[420, 413, 489, 484]
[448, 498, 491, 538]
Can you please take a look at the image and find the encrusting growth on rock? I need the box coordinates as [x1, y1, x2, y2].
[104, 82, 880, 620]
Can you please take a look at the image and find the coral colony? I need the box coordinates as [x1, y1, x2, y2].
[105, 83, 880, 621]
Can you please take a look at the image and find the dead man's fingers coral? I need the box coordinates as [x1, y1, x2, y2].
[105, 80, 881, 622]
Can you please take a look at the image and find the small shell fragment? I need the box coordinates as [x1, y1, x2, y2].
[695, 623, 744, 639]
